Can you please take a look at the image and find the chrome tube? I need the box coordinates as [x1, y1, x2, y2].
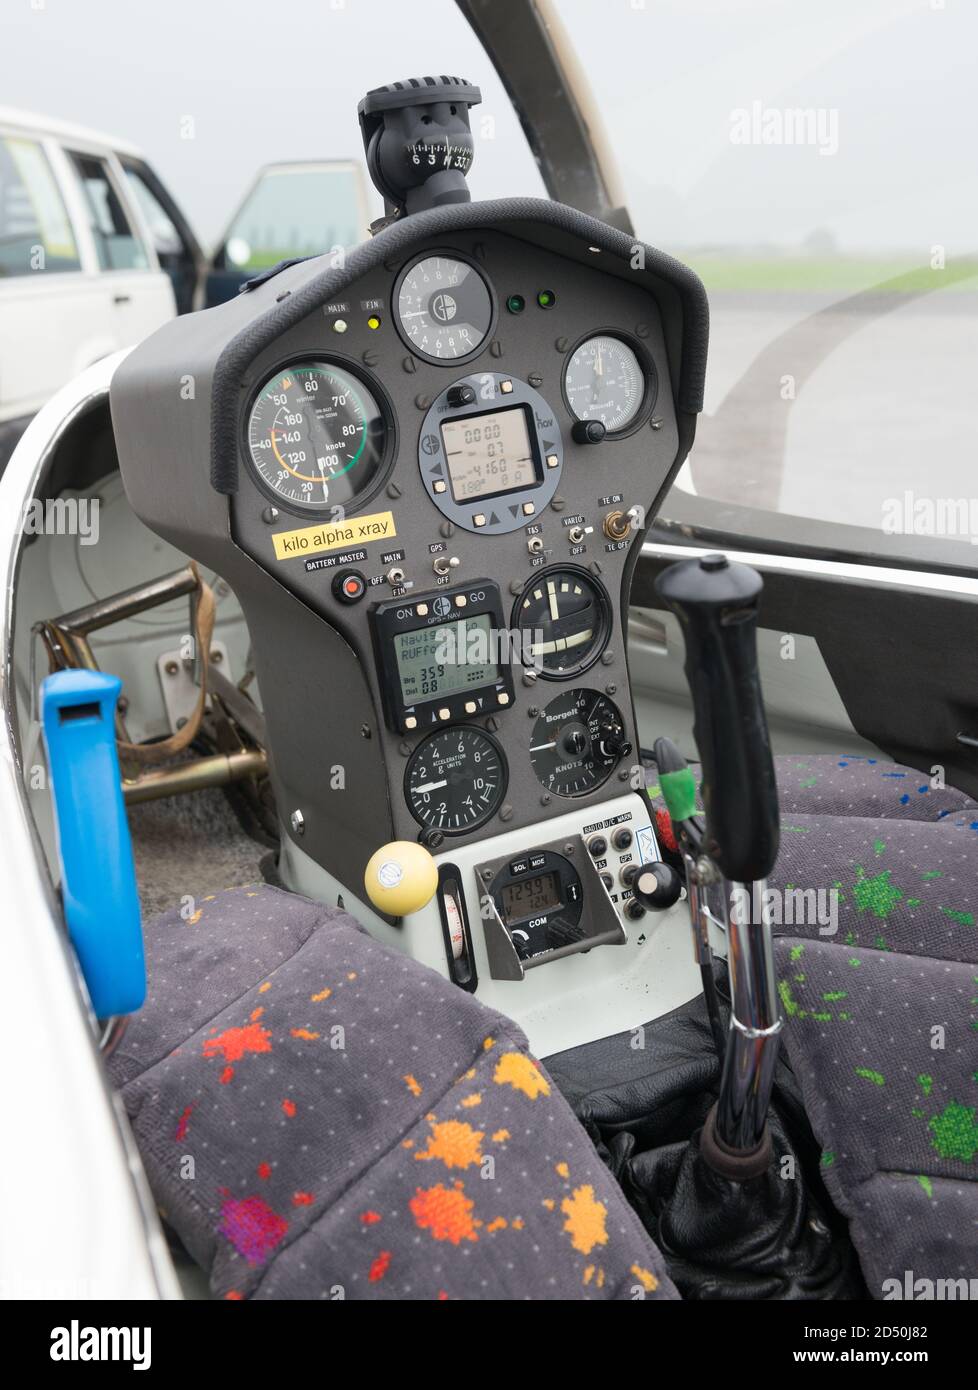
[714, 878, 783, 1153]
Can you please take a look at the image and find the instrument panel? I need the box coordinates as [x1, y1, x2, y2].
[223, 224, 680, 864]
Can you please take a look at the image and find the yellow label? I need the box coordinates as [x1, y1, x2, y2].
[271, 510, 396, 561]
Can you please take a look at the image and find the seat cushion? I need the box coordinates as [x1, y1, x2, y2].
[646, 754, 978, 962]
[109, 884, 677, 1301]
[774, 936, 978, 1297]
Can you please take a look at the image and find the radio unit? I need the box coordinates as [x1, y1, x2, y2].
[369, 579, 515, 734]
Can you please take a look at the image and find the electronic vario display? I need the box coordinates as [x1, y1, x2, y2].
[441, 405, 538, 503]
[394, 614, 495, 705]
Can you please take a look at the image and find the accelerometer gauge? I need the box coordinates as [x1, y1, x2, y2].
[563, 334, 651, 435]
[395, 253, 494, 363]
[515, 567, 611, 678]
[405, 726, 507, 834]
[530, 689, 631, 797]
[247, 361, 389, 510]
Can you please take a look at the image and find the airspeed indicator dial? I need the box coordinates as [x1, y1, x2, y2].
[530, 689, 631, 797]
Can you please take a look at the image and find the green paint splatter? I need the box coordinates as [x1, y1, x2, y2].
[800, 777, 817, 789]
[852, 866, 903, 919]
[906, 898, 921, 908]
[939, 906, 975, 927]
[917, 1075, 933, 1096]
[789, 944, 805, 962]
[922, 870, 942, 881]
[778, 980, 802, 1018]
[794, 973, 806, 982]
[783, 825, 810, 834]
[927, 1102, 978, 1162]
[820, 1151, 835, 1168]
[848, 957, 862, 968]
[838, 1012, 851, 1021]
[916, 1175, 933, 1199]
[844, 930, 856, 946]
[873, 935, 890, 952]
[911, 1107, 925, 1118]
[873, 839, 886, 856]
[855, 1068, 886, 1086]
[812, 1011, 833, 1022]
[823, 991, 847, 1002]
[646, 783, 661, 800]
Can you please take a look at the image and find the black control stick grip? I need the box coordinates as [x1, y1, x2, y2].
[654, 554, 779, 883]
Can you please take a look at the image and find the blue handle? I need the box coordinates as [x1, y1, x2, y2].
[41, 669, 145, 1018]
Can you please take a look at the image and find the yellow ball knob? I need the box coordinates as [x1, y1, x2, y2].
[364, 841, 438, 916]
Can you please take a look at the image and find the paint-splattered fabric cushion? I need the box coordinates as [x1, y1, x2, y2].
[647, 754, 978, 962]
[774, 937, 978, 1297]
[109, 885, 676, 1301]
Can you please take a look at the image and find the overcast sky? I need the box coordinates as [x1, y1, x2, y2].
[3, 0, 975, 255]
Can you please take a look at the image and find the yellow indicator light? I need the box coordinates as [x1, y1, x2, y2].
[367, 314, 382, 330]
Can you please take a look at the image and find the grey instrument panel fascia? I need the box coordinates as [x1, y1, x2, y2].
[110, 198, 707, 901]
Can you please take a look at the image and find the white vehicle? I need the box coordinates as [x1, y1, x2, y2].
[0, 108, 369, 466]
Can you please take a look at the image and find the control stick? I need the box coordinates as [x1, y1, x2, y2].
[655, 553, 782, 1171]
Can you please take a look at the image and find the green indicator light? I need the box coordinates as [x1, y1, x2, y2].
[537, 289, 556, 309]
[506, 294, 525, 314]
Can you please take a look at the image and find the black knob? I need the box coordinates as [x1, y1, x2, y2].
[624, 899, 646, 921]
[611, 827, 633, 851]
[572, 419, 607, 445]
[587, 835, 607, 859]
[446, 383, 477, 409]
[632, 862, 683, 912]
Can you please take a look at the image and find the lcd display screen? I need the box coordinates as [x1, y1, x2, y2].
[441, 406, 538, 503]
[500, 871, 562, 925]
[394, 614, 497, 706]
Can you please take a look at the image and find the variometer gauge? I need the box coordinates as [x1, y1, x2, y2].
[405, 726, 507, 834]
[515, 567, 611, 678]
[563, 334, 653, 436]
[394, 253, 494, 363]
[530, 689, 631, 797]
[246, 360, 390, 511]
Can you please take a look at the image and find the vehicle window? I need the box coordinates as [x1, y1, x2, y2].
[122, 167, 184, 258]
[68, 152, 149, 271]
[219, 165, 365, 272]
[553, 0, 978, 566]
[0, 135, 80, 276]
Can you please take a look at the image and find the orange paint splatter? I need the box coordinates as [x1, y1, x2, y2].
[402, 1139, 415, 1149]
[203, 1021, 272, 1064]
[404, 1074, 422, 1097]
[368, 1250, 391, 1282]
[292, 1192, 314, 1206]
[220, 1065, 235, 1085]
[512, 1218, 524, 1231]
[491, 1129, 510, 1143]
[485, 1216, 507, 1233]
[347, 972, 358, 981]
[257, 1162, 272, 1180]
[224, 1290, 244, 1300]
[561, 1185, 609, 1255]
[249, 1006, 264, 1023]
[360, 1210, 382, 1226]
[174, 1104, 194, 1141]
[483, 1036, 495, 1051]
[290, 1028, 320, 1041]
[311, 988, 332, 1002]
[410, 1182, 479, 1245]
[415, 1119, 484, 1170]
[555, 1162, 570, 1179]
[492, 1052, 550, 1099]
[460, 1093, 482, 1109]
[583, 1265, 594, 1285]
[437, 1290, 449, 1301]
[542, 1198, 555, 1211]
[282, 1099, 296, 1118]
[258, 982, 271, 994]
[631, 1264, 659, 1293]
